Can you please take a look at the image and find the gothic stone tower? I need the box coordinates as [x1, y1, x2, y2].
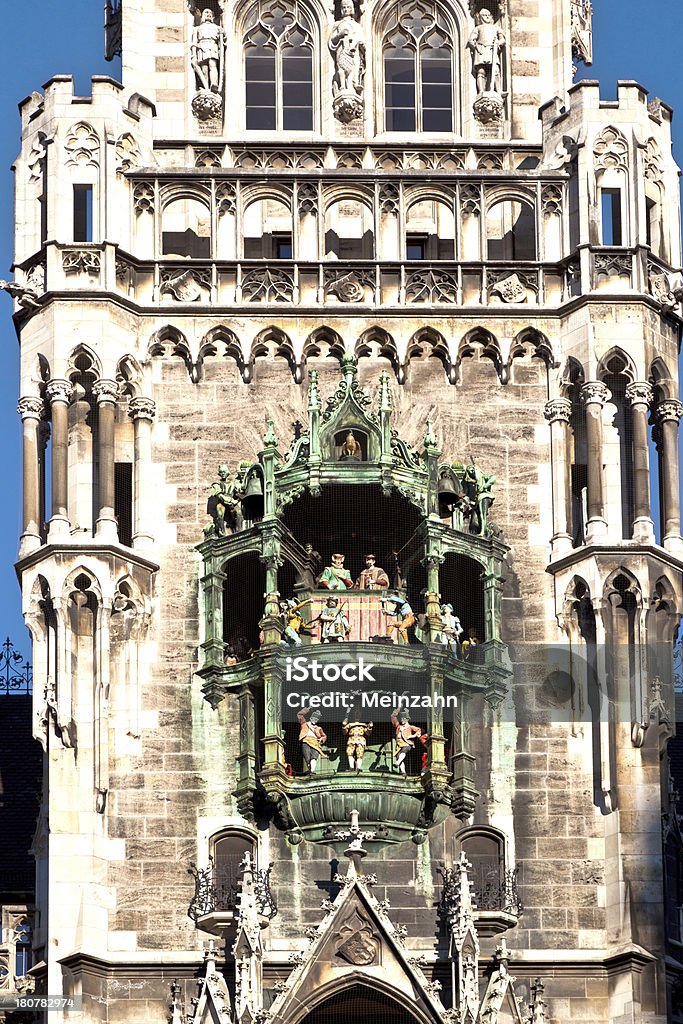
[7, 0, 683, 1022]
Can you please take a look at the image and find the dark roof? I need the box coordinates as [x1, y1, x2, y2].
[0, 695, 42, 898]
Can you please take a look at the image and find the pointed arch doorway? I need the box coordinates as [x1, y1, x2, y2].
[300, 985, 425, 1024]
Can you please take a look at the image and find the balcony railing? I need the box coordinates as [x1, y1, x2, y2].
[0, 639, 32, 696]
[187, 860, 277, 924]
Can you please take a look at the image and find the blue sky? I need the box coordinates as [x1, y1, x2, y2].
[0, 2, 680, 651]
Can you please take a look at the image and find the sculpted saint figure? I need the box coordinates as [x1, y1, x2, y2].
[318, 553, 353, 590]
[342, 717, 373, 771]
[298, 707, 327, 773]
[329, 0, 366, 118]
[191, 9, 226, 94]
[467, 9, 505, 96]
[354, 554, 390, 591]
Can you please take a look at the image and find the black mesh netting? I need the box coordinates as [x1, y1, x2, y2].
[302, 986, 422, 1024]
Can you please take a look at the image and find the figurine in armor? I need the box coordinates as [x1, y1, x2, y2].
[342, 717, 373, 771]
[391, 708, 424, 775]
[354, 554, 390, 591]
[304, 542, 322, 579]
[467, 8, 505, 96]
[318, 553, 353, 590]
[298, 707, 327, 773]
[382, 593, 415, 644]
[436, 603, 463, 653]
[280, 598, 314, 646]
[320, 597, 350, 642]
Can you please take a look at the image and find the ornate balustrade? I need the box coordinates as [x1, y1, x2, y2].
[15, 242, 676, 313]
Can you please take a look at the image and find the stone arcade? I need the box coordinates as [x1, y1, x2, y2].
[3, 0, 683, 1022]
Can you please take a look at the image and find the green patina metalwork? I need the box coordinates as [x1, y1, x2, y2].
[196, 356, 511, 848]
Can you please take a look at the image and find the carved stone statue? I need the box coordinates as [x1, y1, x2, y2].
[191, 8, 226, 121]
[329, 0, 366, 123]
[391, 708, 424, 775]
[317, 553, 353, 590]
[467, 9, 505, 96]
[340, 430, 362, 460]
[382, 594, 415, 645]
[354, 554, 389, 591]
[206, 463, 243, 536]
[342, 717, 373, 771]
[297, 707, 327, 773]
[320, 597, 350, 642]
[463, 465, 496, 535]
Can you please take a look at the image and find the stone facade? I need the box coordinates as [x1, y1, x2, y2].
[5, 1, 683, 1023]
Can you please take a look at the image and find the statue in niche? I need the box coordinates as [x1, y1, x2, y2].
[435, 603, 463, 653]
[191, 8, 226, 122]
[329, 0, 366, 123]
[340, 430, 362, 460]
[320, 597, 351, 642]
[279, 598, 315, 646]
[382, 593, 415, 645]
[205, 463, 243, 536]
[354, 554, 389, 591]
[390, 708, 424, 775]
[463, 464, 496, 535]
[298, 707, 328, 773]
[467, 8, 505, 96]
[317, 553, 353, 591]
[342, 717, 373, 771]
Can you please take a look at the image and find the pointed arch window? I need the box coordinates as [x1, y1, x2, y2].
[244, 0, 315, 132]
[383, 1, 454, 133]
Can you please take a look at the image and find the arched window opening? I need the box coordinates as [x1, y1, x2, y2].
[599, 353, 634, 539]
[68, 354, 98, 535]
[161, 196, 211, 258]
[222, 552, 266, 661]
[566, 361, 587, 547]
[14, 920, 32, 978]
[324, 198, 374, 259]
[383, 0, 454, 133]
[439, 552, 485, 654]
[405, 197, 455, 259]
[457, 829, 505, 907]
[244, 0, 314, 132]
[486, 199, 536, 260]
[243, 197, 293, 259]
[211, 830, 256, 904]
[114, 399, 134, 547]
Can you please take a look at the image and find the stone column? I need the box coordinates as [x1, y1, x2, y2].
[46, 379, 72, 541]
[93, 380, 119, 542]
[128, 397, 156, 551]
[657, 399, 683, 552]
[582, 381, 609, 540]
[625, 382, 654, 543]
[544, 398, 573, 556]
[18, 397, 44, 555]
